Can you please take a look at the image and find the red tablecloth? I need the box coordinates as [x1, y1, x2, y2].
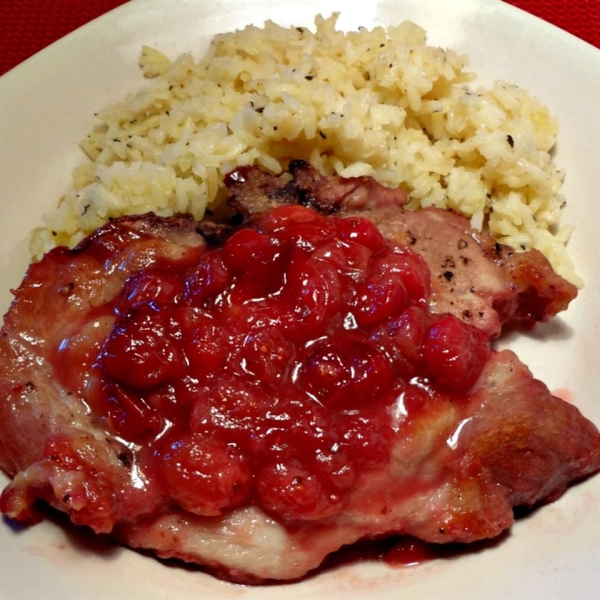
[0, 0, 598, 77]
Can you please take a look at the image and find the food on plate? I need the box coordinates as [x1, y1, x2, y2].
[1, 164, 598, 583]
[228, 162, 577, 339]
[2, 10, 594, 585]
[29, 14, 581, 287]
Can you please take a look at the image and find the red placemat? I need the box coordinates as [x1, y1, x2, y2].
[0, 0, 128, 76]
[503, 0, 600, 47]
[0, 0, 598, 77]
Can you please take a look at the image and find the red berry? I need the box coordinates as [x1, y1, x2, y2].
[256, 459, 343, 521]
[175, 307, 229, 379]
[259, 204, 321, 233]
[352, 270, 409, 328]
[145, 383, 192, 424]
[336, 216, 387, 253]
[100, 308, 183, 390]
[386, 306, 428, 371]
[184, 252, 232, 307]
[273, 221, 334, 252]
[222, 228, 271, 275]
[312, 239, 372, 282]
[157, 433, 252, 516]
[281, 250, 342, 340]
[335, 414, 391, 469]
[384, 248, 431, 305]
[310, 446, 358, 492]
[190, 379, 260, 451]
[98, 381, 163, 443]
[116, 270, 184, 314]
[422, 315, 490, 392]
[300, 338, 394, 410]
[239, 328, 295, 383]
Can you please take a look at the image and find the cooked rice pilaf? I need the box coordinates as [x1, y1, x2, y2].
[29, 14, 582, 286]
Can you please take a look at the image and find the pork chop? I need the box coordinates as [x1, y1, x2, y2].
[0, 173, 597, 583]
[226, 161, 578, 338]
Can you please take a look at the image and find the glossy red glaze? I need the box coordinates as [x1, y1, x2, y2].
[48, 205, 492, 522]
[384, 538, 441, 566]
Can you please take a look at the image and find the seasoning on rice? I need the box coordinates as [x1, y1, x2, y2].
[29, 13, 582, 287]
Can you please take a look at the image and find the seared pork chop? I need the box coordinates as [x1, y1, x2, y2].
[227, 161, 577, 338]
[0, 168, 597, 583]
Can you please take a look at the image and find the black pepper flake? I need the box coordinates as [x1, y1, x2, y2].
[319, 130, 327, 139]
[506, 134, 514, 148]
[305, 75, 314, 81]
[62, 493, 71, 504]
[494, 242, 502, 255]
[443, 271, 454, 281]
[439, 527, 446, 534]
[461, 256, 469, 265]
[462, 310, 472, 318]
[380, 43, 385, 48]
[165, 110, 170, 116]
[117, 452, 131, 467]
[255, 107, 265, 113]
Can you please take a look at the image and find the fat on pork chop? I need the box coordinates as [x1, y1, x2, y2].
[0, 166, 597, 583]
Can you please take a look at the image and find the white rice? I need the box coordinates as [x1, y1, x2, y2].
[29, 13, 582, 287]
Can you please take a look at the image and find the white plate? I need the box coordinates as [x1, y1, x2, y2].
[1, 0, 599, 598]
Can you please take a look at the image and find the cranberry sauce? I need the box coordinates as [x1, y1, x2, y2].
[52, 205, 490, 523]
